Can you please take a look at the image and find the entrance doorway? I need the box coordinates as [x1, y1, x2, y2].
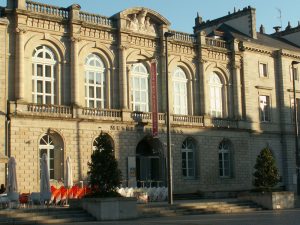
[136, 136, 165, 187]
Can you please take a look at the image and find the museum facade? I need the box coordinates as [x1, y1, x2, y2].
[0, 0, 300, 196]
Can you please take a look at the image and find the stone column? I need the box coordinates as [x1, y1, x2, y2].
[232, 64, 242, 119]
[106, 68, 111, 109]
[15, 27, 26, 102]
[119, 45, 128, 109]
[71, 37, 80, 106]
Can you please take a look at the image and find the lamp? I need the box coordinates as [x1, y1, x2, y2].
[292, 60, 300, 195]
[164, 31, 174, 205]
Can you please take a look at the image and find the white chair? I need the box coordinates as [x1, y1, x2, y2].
[7, 192, 19, 208]
[0, 193, 9, 208]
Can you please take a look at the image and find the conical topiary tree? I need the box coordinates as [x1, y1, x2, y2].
[253, 147, 280, 191]
[87, 132, 122, 197]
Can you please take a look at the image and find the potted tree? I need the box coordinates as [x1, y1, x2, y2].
[79, 132, 137, 220]
[239, 147, 294, 209]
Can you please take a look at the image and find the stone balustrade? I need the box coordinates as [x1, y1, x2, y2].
[170, 30, 196, 43]
[10, 102, 241, 129]
[80, 107, 122, 121]
[172, 114, 204, 126]
[79, 11, 114, 27]
[26, 1, 69, 18]
[211, 118, 238, 128]
[205, 37, 227, 49]
[18, 103, 72, 118]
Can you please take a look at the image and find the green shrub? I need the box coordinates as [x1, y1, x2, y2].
[87, 132, 122, 197]
[253, 147, 280, 191]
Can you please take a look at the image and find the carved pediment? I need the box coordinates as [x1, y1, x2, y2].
[117, 7, 171, 36]
[126, 9, 156, 35]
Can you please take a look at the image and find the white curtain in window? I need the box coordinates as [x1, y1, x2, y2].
[173, 67, 188, 115]
[131, 63, 149, 112]
[84, 54, 105, 108]
[32, 46, 56, 104]
[182, 138, 195, 178]
[209, 72, 223, 117]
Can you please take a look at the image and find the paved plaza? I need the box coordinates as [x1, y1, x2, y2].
[72, 209, 300, 225]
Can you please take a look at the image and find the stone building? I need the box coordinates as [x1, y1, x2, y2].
[0, 0, 300, 196]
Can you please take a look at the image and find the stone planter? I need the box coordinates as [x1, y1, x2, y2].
[238, 191, 294, 210]
[80, 197, 137, 221]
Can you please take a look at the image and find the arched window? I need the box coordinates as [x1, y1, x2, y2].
[173, 67, 188, 115]
[39, 133, 64, 180]
[209, 72, 223, 117]
[32, 46, 56, 104]
[131, 63, 149, 112]
[181, 138, 195, 178]
[92, 133, 114, 152]
[218, 140, 231, 178]
[85, 54, 105, 108]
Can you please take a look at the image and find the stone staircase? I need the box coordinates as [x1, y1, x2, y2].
[138, 199, 264, 218]
[0, 207, 96, 224]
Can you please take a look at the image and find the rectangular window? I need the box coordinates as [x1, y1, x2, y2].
[259, 95, 270, 122]
[290, 67, 299, 81]
[259, 63, 268, 77]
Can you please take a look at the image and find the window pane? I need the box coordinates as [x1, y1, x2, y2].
[50, 159, 54, 168]
[45, 82, 51, 94]
[141, 78, 146, 89]
[37, 52, 43, 58]
[141, 92, 146, 102]
[50, 170, 54, 179]
[89, 101, 94, 108]
[89, 87, 94, 98]
[89, 72, 94, 84]
[37, 65, 43, 76]
[45, 96, 51, 104]
[37, 95, 43, 104]
[37, 81, 43, 93]
[96, 101, 102, 108]
[45, 53, 51, 59]
[96, 87, 101, 98]
[182, 169, 187, 176]
[45, 65, 51, 77]
[96, 73, 101, 84]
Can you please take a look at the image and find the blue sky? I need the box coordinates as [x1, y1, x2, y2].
[1, 0, 299, 34]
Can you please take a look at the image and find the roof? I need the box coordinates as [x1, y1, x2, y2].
[216, 24, 300, 51]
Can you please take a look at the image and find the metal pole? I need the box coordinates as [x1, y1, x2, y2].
[292, 60, 300, 195]
[165, 31, 174, 205]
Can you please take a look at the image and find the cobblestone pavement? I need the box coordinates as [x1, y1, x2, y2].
[72, 209, 300, 225]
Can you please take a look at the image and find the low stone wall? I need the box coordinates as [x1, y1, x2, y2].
[238, 191, 294, 210]
[79, 197, 137, 220]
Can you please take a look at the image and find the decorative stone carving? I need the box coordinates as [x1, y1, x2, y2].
[127, 9, 156, 35]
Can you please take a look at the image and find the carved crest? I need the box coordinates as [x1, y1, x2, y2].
[127, 9, 156, 35]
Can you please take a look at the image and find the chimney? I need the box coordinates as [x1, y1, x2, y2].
[285, 21, 292, 31]
[195, 12, 203, 27]
[273, 26, 281, 33]
[259, 24, 265, 34]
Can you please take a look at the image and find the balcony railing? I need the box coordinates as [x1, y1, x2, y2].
[79, 11, 113, 27]
[172, 114, 204, 126]
[26, 1, 69, 18]
[170, 30, 196, 43]
[205, 37, 227, 49]
[81, 108, 121, 120]
[26, 104, 72, 117]
[11, 102, 241, 129]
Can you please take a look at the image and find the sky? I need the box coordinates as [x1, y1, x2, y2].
[0, 0, 300, 34]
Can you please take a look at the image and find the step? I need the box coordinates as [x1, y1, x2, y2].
[0, 217, 95, 225]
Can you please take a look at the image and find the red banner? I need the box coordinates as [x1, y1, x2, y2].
[151, 61, 158, 137]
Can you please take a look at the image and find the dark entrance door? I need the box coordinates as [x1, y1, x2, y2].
[136, 136, 165, 187]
